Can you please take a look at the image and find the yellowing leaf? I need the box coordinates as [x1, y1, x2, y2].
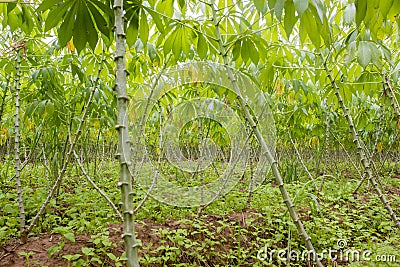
[91, 121, 100, 128]
[67, 40, 75, 53]
[27, 122, 34, 131]
[287, 90, 295, 103]
[377, 142, 383, 153]
[311, 136, 319, 148]
[0, 128, 8, 135]
[275, 79, 285, 95]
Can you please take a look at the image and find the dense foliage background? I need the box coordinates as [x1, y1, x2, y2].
[0, 0, 399, 266]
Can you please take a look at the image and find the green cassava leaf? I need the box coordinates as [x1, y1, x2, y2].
[126, 7, 139, 47]
[73, 1, 87, 53]
[57, 0, 77, 46]
[357, 41, 372, 68]
[87, 1, 109, 36]
[7, 9, 19, 30]
[172, 28, 183, 58]
[268, 0, 276, 15]
[37, 0, 61, 12]
[310, 0, 324, 21]
[197, 33, 208, 59]
[21, 4, 36, 34]
[284, 0, 297, 38]
[274, 0, 285, 19]
[299, 14, 307, 44]
[344, 3, 356, 25]
[83, 3, 98, 51]
[369, 42, 382, 68]
[164, 29, 176, 55]
[363, 0, 379, 26]
[44, 0, 74, 31]
[232, 39, 241, 61]
[156, 0, 174, 18]
[139, 9, 149, 46]
[380, 0, 393, 18]
[181, 27, 191, 56]
[294, 0, 308, 16]
[145, 7, 164, 33]
[248, 39, 259, 65]
[302, 9, 320, 47]
[388, 0, 400, 21]
[241, 38, 251, 63]
[355, 0, 367, 26]
[254, 0, 266, 13]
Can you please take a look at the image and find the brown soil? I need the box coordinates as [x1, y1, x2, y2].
[0, 211, 265, 267]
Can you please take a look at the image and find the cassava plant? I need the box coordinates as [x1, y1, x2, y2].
[323, 56, 400, 230]
[113, 0, 140, 266]
[209, 2, 323, 266]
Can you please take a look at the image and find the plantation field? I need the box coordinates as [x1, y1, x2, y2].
[2, 0, 400, 266]
[1, 155, 399, 266]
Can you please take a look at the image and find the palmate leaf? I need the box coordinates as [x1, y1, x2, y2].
[163, 30, 175, 56]
[172, 28, 183, 58]
[37, 0, 113, 53]
[0, 2, 37, 32]
[349, 0, 400, 39]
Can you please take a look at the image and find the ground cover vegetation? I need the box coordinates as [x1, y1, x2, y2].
[0, 0, 400, 266]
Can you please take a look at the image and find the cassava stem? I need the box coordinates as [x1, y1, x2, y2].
[384, 76, 400, 120]
[323, 59, 400, 229]
[209, 2, 324, 266]
[22, 55, 104, 241]
[72, 148, 123, 220]
[14, 48, 26, 242]
[113, 0, 140, 266]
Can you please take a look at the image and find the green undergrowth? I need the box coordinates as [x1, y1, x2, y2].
[0, 159, 399, 266]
